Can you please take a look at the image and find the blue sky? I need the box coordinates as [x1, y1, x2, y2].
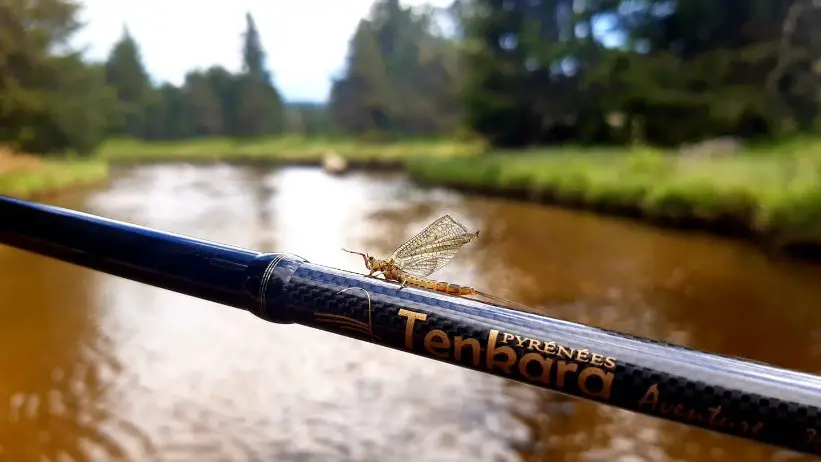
[72, 0, 453, 103]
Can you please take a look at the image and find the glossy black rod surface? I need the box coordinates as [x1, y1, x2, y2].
[0, 195, 267, 310]
[1, 195, 820, 456]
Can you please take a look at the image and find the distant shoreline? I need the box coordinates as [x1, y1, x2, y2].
[94, 136, 483, 166]
[8, 136, 821, 262]
[104, 155, 408, 171]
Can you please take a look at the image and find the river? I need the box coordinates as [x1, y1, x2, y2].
[1, 164, 820, 462]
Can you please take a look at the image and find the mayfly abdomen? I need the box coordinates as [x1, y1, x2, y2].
[404, 274, 475, 296]
[439, 282, 474, 296]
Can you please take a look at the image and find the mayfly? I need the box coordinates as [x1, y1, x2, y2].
[342, 214, 532, 312]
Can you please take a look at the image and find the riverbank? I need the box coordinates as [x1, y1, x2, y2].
[96, 136, 484, 167]
[405, 144, 821, 256]
[0, 150, 109, 199]
[11, 135, 821, 259]
[2, 136, 480, 200]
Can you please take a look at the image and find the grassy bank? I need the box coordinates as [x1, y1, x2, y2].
[96, 136, 484, 165]
[0, 150, 109, 198]
[406, 143, 821, 252]
[46, 134, 821, 254]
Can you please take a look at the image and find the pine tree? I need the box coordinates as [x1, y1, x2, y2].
[233, 12, 284, 137]
[103, 26, 154, 138]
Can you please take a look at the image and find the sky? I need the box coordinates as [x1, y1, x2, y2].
[72, 0, 453, 103]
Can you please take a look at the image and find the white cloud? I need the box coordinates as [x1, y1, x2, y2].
[72, 0, 452, 102]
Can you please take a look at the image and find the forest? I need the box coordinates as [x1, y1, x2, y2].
[1, 0, 820, 155]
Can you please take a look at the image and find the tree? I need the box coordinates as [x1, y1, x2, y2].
[328, 0, 465, 137]
[183, 70, 224, 136]
[39, 57, 118, 155]
[104, 26, 154, 138]
[0, 0, 116, 155]
[233, 12, 285, 137]
[329, 20, 395, 134]
[458, 0, 810, 147]
[204, 66, 240, 136]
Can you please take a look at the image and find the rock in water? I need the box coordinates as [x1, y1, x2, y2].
[322, 151, 348, 175]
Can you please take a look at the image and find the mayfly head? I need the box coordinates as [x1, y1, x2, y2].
[341, 247, 376, 270]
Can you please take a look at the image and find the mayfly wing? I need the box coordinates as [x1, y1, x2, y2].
[390, 215, 479, 278]
[391, 215, 472, 259]
[394, 243, 470, 277]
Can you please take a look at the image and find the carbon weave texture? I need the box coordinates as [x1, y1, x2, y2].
[266, 262, 821, 456]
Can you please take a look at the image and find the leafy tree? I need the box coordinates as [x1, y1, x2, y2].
[0, 0, 116, 155]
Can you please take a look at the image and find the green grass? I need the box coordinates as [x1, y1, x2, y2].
[14, 133, 821, 250]
[406, 142, 821, 248]
[2, 135, 483, 199]
[96, 135, 485, 163]
[0, 158, 109, 198]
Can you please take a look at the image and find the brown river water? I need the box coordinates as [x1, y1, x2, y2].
[1, 164, 821, 462]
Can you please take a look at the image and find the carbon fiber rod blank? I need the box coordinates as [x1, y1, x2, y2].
[1, 195, 820, 456]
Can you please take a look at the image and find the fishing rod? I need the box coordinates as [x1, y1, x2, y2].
[1, 195, 820, 457]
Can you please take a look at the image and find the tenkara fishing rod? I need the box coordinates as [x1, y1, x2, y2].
[1, 194, 820, 456]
